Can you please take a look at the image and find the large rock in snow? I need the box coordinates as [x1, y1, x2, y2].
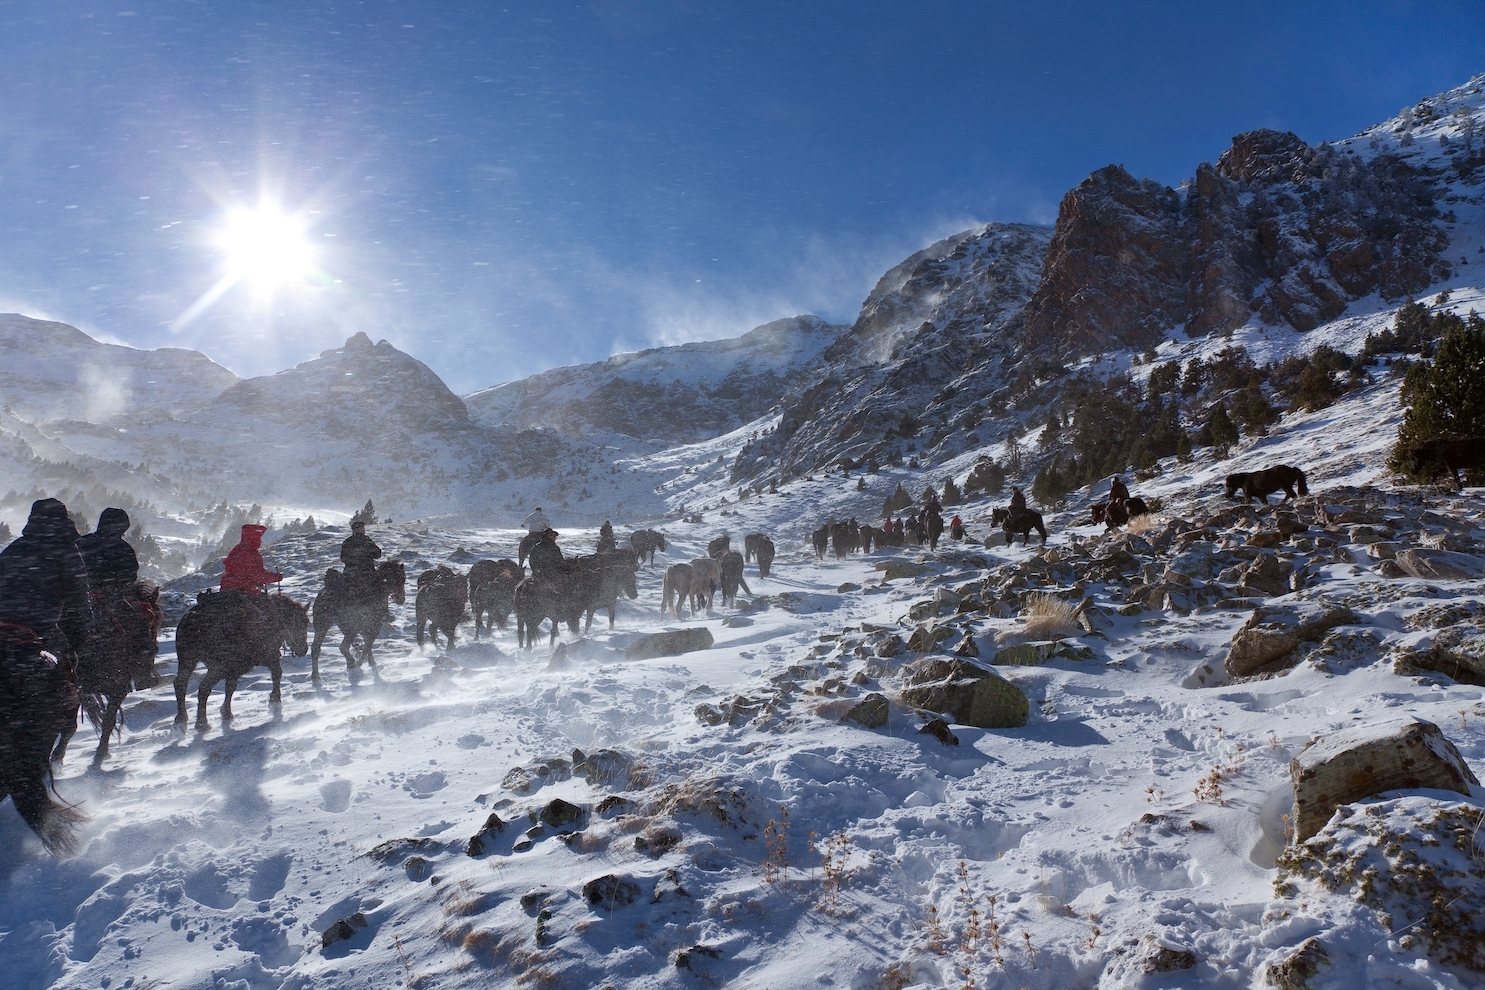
[1393, 548, 1485, 581]
[1289, 717, 1478, 842]
[898, 657, 1027, 729]
[626, 628, 714, 660]
[1224, 603, 1356, 677]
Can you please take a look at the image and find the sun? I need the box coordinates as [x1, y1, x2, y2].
[216, 204, 318, 294]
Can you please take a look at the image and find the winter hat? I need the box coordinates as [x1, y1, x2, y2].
[97, 507, 130, 537]
[23, 498, 76, 539]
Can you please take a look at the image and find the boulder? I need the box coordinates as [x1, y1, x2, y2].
[1263, 937, 1328, 990]
[582, 874, 642, 909]
[321, 912, 369, 948]
[877, 560, 928, 581]
[1394, 549, 1485, 581]
[898, 658, 1028, 729]
[626, 628, 714, 660]
[1425, 621, 1485, 685]
[539, 798, 584, 829]
[917, 717, 959, 746]
[991, 641, 1057, 666]
[1289, 717, 1478, 842]
[954, 632, 980, 658]
[841, 693, 889, 729]
[905, 623, 953, 652]
[465, 813, 506, 856]
[873, 634, 904, 658]
[1224, 603, 1357, 677]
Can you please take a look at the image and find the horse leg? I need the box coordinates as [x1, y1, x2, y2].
[94, 694, 125, 765]
[51, 710, 79, 764]
[196, 674, 217, 731]
[340, 625, 359, 670]
[269, 662, 283, 705]
[174, 658, 197, 725]
[310, 622, 327, 682]
[221, 676, 238, 721]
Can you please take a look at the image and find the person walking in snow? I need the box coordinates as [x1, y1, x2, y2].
[220, 524, 282, 594]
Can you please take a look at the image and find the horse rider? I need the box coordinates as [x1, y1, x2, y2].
[597, 520, 617, 554]
[924, 491, 943, 518]
[340, 519, 383, 603]
[1008, 487, 1028, 522]
[220, 524, 282, 594]
[0, 498, 95, 663]
[527, 528, 565, 580]
[882, 517, 895, 534]
[76, 507, 155, 681]
[950, 514, 965, 540]
[1109, 475, 1131, 508]
[519, 506, 552, 567]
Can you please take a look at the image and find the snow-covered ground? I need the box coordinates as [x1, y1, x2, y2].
[4, 342, 1484, 990]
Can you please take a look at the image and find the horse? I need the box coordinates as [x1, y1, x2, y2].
[859, 525, 876, 553]
[904, 516, 921, 545]
[689, 557, 722, 614]
[52, 581, 163, 766]
[1090, 496, 1150, 531]
[1407, 439, 1485, 488]
[661, 562, 695, 619]
[174, 592, 309, 733]
[830, 521, 849, 558]
[811, 525, 829, 560]
[923, 512, 945, 551]
[513, 570, 582, 649]
[1, 626, 88, 855]
[992, 507, 1048, 545]
[706, 535, 731, 559]
[630, 529, 667, 566]
[718, 550, 752, 606]
[469, 558, 522, 638]
[1225, 465, 1309, 503]
[310, 560, 406, 682]
[744, 533, 775, 578]
[416, 565, 468, 649]
[574, 550, 640, 632]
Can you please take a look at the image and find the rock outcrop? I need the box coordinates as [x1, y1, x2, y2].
[898, 657, 1028, 729]
[1289, 717, 1478, 842]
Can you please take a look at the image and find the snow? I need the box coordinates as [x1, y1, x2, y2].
[5, 333, 1485, 990]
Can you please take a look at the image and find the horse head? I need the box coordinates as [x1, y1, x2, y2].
[1223, 474, 1244, 499]
[381, 560, 407, 604]
[272, 595, 311, 657]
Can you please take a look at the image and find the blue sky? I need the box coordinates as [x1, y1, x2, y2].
[0, 1, 1481, 392]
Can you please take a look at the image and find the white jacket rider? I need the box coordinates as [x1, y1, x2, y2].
[522, 506, 553, 535]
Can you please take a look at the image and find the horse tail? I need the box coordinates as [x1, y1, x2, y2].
[1296, 469, 1309, 496]
[79, 691, 107, 732]
[662, 570, 674, 616]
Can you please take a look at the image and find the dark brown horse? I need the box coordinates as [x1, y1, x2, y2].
[469, 558, 522, 638]
[53, 581, 163, 766]
[706, 534, 731, 558]
[310, 560, 405, 682]
[812, 525, 830, 559]
[1225, 465, 1308, 503]
[416, 565, 468, 649]
[574, 550, 640, 632]
[718, 549, 752, 606]
[992, 507, 1048, 545]
[1407, 438, 1485, 488]
[744, 533, 775, 578]
[2, 628, 88, 855]
[174, 593, 309, 732]
[629, 529, 667, 566]
[1090, 496, 1150, 531]
[923, 512, 944, 551]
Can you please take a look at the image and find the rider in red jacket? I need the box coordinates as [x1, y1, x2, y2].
[220, 525, 282, 593]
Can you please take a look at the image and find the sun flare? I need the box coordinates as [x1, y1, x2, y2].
[216, 205, 317, 294]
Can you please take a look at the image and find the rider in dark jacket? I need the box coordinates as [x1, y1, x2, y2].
[528, 529, 565, 578]
[76, 508, 139, 601]
[1009, 488, 1027, 516]
[0, 499, 94, 655]
[597, 521, 617, 554]
[340, 520, 382, 572]
[1109, 476, 1131, 506]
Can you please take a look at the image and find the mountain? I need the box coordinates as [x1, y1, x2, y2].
[465, 315, 843, 445]
[0, 313, 238, 425]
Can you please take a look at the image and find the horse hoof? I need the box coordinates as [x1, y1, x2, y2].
[195, 721, 210, 733]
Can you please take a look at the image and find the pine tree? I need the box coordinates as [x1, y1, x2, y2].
[1206, 403, 1239, 458]
[941, 476, 963, 506]
[1176, 429, 1193, 464]
[1393, 311, 1485, 473]
[351, 499, 377, 526]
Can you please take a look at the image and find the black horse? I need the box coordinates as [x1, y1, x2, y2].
[1090, 496, 1150, 531]
[310, 560, 406, 682]
[1225, 465, 1309, 503]
[706, 534, 731, 558]
[1, 628, 88, 855]
[1407, 439, 1485, 488]
[718, 549, 752, 606]
[174, 593, 309, 732]
[629, 529, 667, 566]
[744, 533, 775, 578]
[416, 565, 468, 650]
[574, 550, 640, 632]
[52, 581, 163, 766]
[992, 507, 1048, 545]
[469, 558, 522, 638]
[514, 570, 583, 649]
[923, 512, 944, 551]
[812, 525, 830, 560]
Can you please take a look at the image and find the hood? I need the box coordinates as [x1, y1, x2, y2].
[23, 498, 79, 541]
[239, 524, 268, 548]
[96, 507, 131, 538]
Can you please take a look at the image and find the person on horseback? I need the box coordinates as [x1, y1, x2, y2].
[0, 498, 94, 659]
[527, 528, 565, 578]
[340, 519, 383, 604]
[597, 520, 617, 554]
[519, 506, 552, 566]
[950, 514, 964, 540]
[882, 517, 894, 534]
[925, 492, 942, 518]
[76, 507, 156, 685]
[220, 524, 282, 594]
[1109, 475, 1130, 507]
[1009, 487, 1027, 516]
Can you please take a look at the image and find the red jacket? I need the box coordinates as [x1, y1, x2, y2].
[221, 525, 282, 593]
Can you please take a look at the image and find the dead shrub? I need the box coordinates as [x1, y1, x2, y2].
[1020, 593, 1078, 640]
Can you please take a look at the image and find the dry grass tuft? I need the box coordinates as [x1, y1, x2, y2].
[1125, 513, 1160, 535]
[1020, 593, 1079, 640]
